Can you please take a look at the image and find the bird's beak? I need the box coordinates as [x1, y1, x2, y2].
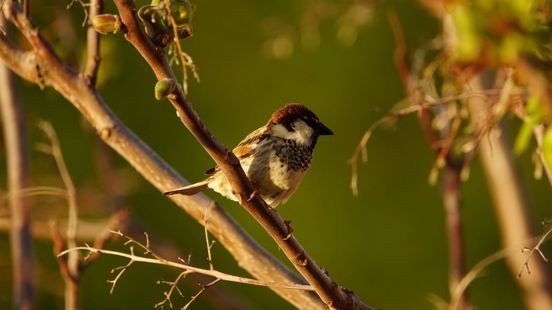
[317, 122, 334, 135]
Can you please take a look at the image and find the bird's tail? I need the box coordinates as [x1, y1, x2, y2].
[164, 179, 210, 196]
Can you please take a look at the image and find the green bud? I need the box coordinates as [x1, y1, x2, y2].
[155, 78, 177, 100]
[92, 14, 122, 35]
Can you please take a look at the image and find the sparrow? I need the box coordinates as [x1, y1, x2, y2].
[164, 103, 333, 207]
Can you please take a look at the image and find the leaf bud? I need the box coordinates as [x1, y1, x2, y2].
[92, 14, 122, 35]
[155, 78, 177, 100]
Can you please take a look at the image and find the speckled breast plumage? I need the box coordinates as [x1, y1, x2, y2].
[207, 136, 313, 207]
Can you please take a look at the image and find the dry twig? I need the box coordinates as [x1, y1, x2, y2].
[518, 225, 552, 278]
[59, 231, 316, 292]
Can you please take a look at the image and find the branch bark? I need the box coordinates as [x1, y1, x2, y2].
[0, 15, 34, 310]
[0, 1, 373, 308]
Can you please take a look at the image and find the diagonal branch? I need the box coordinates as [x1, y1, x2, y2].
[112, 1, 372, 309]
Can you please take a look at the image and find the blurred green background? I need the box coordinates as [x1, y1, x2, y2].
[1, 0, 552, 309]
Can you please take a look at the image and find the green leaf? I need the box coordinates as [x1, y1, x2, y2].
[514, 122, 534, 154]
[514, 95, 544, 154]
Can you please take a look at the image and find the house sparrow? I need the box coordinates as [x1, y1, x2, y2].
[164, 103, 333, 207]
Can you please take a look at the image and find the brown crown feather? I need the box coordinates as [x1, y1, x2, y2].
[268, 103, 320, 131]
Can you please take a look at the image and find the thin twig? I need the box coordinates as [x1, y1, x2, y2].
[449, 249, 511, 310]
[518, 225, 552, 277]
[204, 202, 215, 270]
[155, 271, 191, 308]
[182, 278, 221, 309]
[59, 244, 315, 291]
[84, 0, 102, 85]
[107, 245, 135, 294]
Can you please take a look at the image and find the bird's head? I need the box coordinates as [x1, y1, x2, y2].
[268, 103, 333, 146]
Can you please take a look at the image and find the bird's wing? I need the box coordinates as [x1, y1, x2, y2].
[233, 126, 269, 158]
[204, 126, 269, 175]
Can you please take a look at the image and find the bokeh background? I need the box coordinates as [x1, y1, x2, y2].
[1, 0, 552, 309]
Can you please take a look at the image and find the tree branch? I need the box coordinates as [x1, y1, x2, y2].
[0, 14, 34, 310]
[112, 1, 372, 309]
[0, 1, 334, 308]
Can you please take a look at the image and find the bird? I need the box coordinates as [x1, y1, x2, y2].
[164, 103, 333, 208]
